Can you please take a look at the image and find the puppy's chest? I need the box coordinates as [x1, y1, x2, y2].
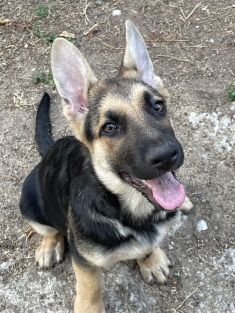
[90, 221, 168, 268]
[91, 203, 172, 268]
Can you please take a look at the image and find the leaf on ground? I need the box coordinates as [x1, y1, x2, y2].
[33, 72, 55, 87]
[59, 31, 75, 39]
[227, 85, 235, 102]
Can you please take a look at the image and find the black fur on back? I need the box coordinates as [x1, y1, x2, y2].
[35, 92, 54, 157]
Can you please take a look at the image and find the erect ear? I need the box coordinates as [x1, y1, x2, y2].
[122, 20, 164, 91]
[51, 38, 97, 120]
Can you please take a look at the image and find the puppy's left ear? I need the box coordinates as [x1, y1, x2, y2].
[121, 20, 164, 91]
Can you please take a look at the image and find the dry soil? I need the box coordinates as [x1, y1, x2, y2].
[0, 1, 234, 312]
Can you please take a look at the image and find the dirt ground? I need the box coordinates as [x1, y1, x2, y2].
[0, 0, 234, 312]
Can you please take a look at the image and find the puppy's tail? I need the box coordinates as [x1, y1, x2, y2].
[35, 92, 54, 157]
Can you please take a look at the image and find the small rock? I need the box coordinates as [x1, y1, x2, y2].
[231, 102, 235, 111]
[112, 9, 121, 16]
[172, 271, 180, 277]
[0, 259, 14, 271]
[196, 219, 208, 232]
[0, 18, 11, 25]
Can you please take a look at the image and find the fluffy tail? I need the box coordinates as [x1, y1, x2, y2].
[35, 92, 54, 157]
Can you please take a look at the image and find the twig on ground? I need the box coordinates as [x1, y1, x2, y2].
[146, 38, 189, 44]
[175, 287, 199, 311]
[154, 55, 193, 64]
[228, 68, 235, 77]
[186, 245, 197, 252]
[184, 44, 205, 48]
[83, 23, 99, 36]
[98, 38, 122, 50]
[180, 2, 202, 22]
[82, 0, 90, 25]
[198, 251, 215, 266]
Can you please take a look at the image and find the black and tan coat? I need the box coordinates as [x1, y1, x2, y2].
[20, 21, 193, 313]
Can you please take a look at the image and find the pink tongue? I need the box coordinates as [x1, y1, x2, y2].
[145, 172, 185, 211]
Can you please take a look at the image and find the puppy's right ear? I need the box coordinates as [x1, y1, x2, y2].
[51, 38, 97, 120]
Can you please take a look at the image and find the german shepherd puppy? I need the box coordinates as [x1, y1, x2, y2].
[20, 21, 193, 313]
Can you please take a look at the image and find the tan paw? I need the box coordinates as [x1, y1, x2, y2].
[35, 233, 64, 268]
[179, 196, 194, 213]
[74, 302, 106, 313]
[138, 247, 171, 284]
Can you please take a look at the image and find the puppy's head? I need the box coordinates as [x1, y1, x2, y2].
[51, 21, 185, 212]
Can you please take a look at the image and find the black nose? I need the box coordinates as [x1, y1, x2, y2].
[146, 145, 180, 170]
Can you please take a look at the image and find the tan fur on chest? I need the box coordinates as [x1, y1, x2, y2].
[75, 215, 174, 268]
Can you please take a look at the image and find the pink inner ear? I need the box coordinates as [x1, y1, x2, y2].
[68, 91, 88, 116]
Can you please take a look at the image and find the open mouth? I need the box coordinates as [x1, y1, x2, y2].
[120, 171, 185, 211]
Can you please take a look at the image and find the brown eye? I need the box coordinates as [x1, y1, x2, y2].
[104, 123, 117, 133]
[144, 91, 166, 117]
[153, 100, 164, 113]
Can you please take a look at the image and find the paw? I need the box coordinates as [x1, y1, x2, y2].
[75, 305, 106, 313]
[179, 196, 194, 213]
[138, 247, 171, 284]
[74, 297, 106, 313]
[35, 234, 64, 268]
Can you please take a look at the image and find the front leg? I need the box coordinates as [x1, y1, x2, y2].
[179, 195, 194, 213]
[72, 259, 106, 313]
[137, 247, 171, 284]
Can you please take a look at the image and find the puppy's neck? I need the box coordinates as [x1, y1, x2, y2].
[92, 160, 155, 219]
